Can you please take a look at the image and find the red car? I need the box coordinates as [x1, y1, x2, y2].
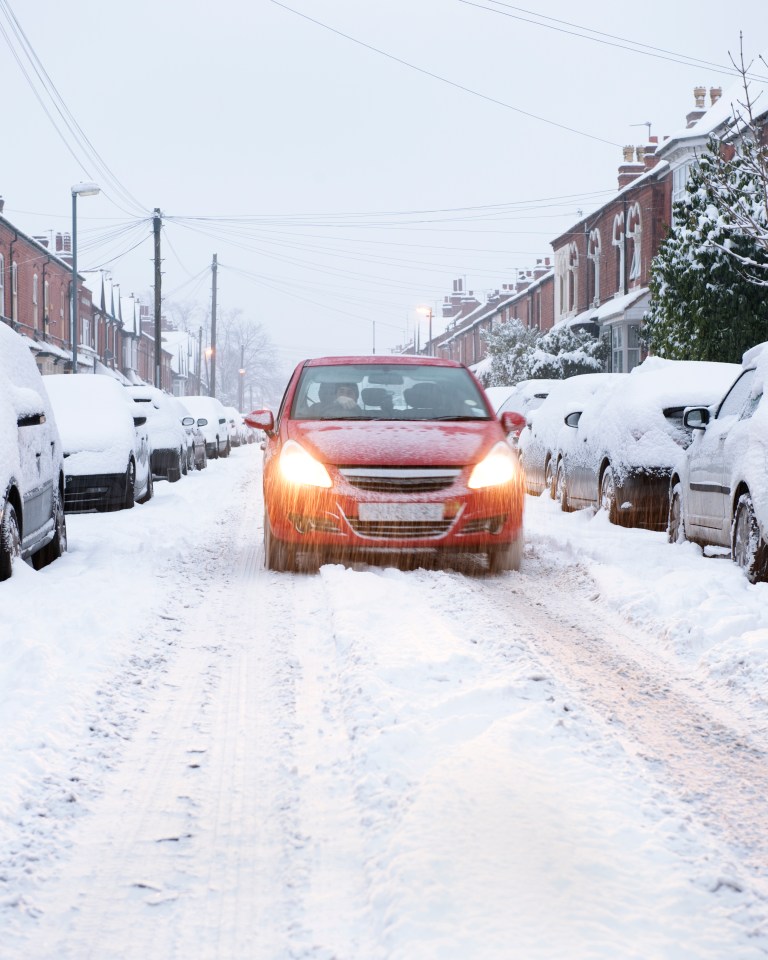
[245, 356, 526, 573]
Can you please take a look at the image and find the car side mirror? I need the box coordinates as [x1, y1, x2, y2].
[564, 411, 581, 428]
[197, 418, 208, 427]
[182, 416, 195, 426]
[684, 407, 710, 430]
[133, 415, 147, 427]
[500, 410, 526, 437]
[245, 409, 275, 433]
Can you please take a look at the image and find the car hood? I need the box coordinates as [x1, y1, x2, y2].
[287, 419, 498, 467]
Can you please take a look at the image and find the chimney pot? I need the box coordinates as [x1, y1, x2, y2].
[623, 145, 635, 162]
[710, 86, 722, 105]
[694, 85, 706, 109]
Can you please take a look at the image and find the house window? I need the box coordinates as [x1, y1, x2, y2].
[626, 204, 642, 281]
[32, 273, 39, 328]
[612, 214, 625, 294]
[671, 160, 694, 225]
[588, 229, 601, 306]
[0, 254, 4, 317]
[627, 324, 641, 371]
[44, 279, 50, 330]
[11, 262, 18, 324]
[568, 242, 579, 313]
[611, 326, 623, 372]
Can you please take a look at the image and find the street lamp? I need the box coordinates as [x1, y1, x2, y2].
[417, 305, 434, 356]
[238, 366, 246, 412]
[70, 182, 100, 374]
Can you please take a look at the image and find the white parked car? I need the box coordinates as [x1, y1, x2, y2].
[517, 373, 621, 495]
[44, 374, 153, 511]
[180, 395, 231, 459]
[126, 385, 189, 482]
[0, 322, 67, 579]
[168, 396, 207, 472]
[559, 359, 740, 529]
[668, 343, 768, 582]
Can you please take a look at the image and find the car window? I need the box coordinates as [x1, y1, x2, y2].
[716, 369, 756, 420]
[290, 364, 491, 421]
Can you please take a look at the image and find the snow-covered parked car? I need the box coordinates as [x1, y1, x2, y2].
[169, 397, 207, 472]
[517, 373, 621, 495]
[668, 342, 768, 583]
[0, 322, 67, 579]
[497, 378, 562, 448]
[223, 405, 244, 448]
[559, 358, 740, 529]
[44, 374, 153, 511]
[126, 386, 188, 482]
[180, 395, 231, 459]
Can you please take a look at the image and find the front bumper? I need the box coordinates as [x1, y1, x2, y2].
[63, 472, 127, 512]
[614, 469, 671, 529]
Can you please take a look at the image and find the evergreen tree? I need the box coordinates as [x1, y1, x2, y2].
[644, 141, 768, 363]
[480, 318, 541, 386]
[528, 325, 609, 378]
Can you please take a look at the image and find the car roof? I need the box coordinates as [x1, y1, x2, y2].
[302, 355, 464, 369]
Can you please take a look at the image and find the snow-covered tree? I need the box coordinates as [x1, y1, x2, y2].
[480, 317, 541, 386]
[480, 318, 607, 385]
[644, 143, 768, 362]
[528, 325, 608, 379]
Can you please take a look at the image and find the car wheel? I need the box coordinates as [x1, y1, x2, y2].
[264, 509, 297, 572]
[221, 440, 231, 459]
[732, 493, 768, 584]
[600, 467, 619, 525]
[168, 449, 184, 483]
[487, 535, 523, 574]
[544, 457, 555, 499]
[668, 483, 684, 544]
[0, 502, 22, 581]
[33, 491, 68, 570]
[137, 469, 154, 504]
[555, 461, 568, 512]
[124, 460, 136, 509]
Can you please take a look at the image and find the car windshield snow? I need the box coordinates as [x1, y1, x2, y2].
[290, 364, 491, 421]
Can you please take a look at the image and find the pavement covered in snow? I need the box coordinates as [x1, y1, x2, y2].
[1, 444, 768, 959]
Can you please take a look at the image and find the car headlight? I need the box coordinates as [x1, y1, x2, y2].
[468, 441, 520, 489]
[279, 439, 332, 488]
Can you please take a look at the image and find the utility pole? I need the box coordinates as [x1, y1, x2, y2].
[197, 326, 203, 395]
[153, 209, 162, 388]
[210, 254, 218, 397]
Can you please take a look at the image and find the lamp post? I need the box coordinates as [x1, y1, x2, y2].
[417, 305, 434, 356]
[70, 182, 100, 374]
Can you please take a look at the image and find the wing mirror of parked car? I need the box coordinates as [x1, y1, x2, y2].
[683, 406, 710, 430]
[197, 418, 208, 427]
[564, 411, 582, 428]
[17, 410, 46, 427]
[500, 410, 527, 437]
[245, 409, 275, 434]
[133, 415, 147, 427]
[182, 416, 195, 427]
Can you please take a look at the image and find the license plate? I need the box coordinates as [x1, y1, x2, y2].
[358, 502, 444, 522]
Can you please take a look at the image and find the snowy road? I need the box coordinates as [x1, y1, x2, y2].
[2, 445, 768, 959]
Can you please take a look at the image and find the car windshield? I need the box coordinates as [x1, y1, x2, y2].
[290, 363, 491, 421]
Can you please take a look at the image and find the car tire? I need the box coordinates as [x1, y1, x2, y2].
[600, 466, 619, 525]
[33, 491, 68, 570]
[264, 509, 297, 572]
[732, 493, 768, 584]
[544, 457, 556, 499]
[487, 535, 523, 574]
[555, 460, 571, 513]
[124, 460, 136, 509]
[668, 483, 684, 544]
[220, 440, 231, 459]
[137, 469, 154, 504]
[0, 502, 23, 581]
[168, 449, 184, 483]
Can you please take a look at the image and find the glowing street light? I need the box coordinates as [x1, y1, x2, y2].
[70, 182, 100, 373]
[417, 305, 434, 356]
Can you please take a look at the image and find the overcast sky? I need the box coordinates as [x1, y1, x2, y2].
[1, 0, 766, 378]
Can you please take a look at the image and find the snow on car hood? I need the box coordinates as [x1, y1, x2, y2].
[288, 419, 498, 467]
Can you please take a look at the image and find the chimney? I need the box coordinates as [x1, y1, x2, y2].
[686, 86, 708, 127]
[33, 235, 49, 249]
[710, 86, 722, 106]
[618, 145, 644, 188]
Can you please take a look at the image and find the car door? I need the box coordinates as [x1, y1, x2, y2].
[15, 388, 56, 550]
[685, 369, 756, 541]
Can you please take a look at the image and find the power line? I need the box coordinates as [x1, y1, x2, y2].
[268, 0, 622, 148]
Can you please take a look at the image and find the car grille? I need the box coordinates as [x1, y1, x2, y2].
[339, 467, 461, 493]
[347, 518, 453, 539]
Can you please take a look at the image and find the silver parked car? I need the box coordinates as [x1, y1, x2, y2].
[668, 343, 768, 583]
[0, 322, 67, 579]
